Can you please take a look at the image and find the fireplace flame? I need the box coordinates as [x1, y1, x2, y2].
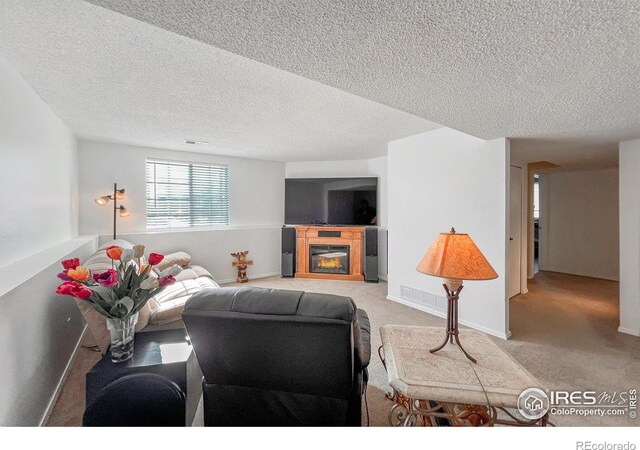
[318, 257, 343, 269]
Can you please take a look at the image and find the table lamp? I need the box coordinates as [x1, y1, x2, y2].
[416, 228, 498, 363]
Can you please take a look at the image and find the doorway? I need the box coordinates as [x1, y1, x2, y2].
[508, 165, 523, 298]
[533, 174, 540, 274]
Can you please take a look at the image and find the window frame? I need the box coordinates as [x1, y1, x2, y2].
[145, 157, 230, 231]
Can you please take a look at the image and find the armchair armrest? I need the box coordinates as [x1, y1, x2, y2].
[154, 252, 192, 271]
[354, 308, 371, 371]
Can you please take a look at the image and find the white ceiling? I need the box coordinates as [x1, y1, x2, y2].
[84, 0, 640, 168]
[510, 138, 619, 171]
[2, 1, 638, 167]
[0, 0, 440, 162]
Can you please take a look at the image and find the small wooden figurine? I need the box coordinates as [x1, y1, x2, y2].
[231, 250, 253, 283]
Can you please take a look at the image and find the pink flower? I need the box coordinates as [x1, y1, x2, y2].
[158, 275, 176, 288]
[93, 269, 118, 287]
[56, 281, 92, 299]
[57, 270, 72, 281]
[61, 258, 80, 270]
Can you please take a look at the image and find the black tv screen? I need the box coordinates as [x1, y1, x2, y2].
[285, 177, 378, 226]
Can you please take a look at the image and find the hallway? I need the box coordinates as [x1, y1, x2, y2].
[511, 271, 619, 345]
[506, 271, 639, 425]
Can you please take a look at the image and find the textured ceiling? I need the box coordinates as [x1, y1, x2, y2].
[85, 0, 640, 167]
[510, 138, 618, 171]
[0, 0, 439, 162]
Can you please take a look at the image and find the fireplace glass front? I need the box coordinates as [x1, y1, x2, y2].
[309, 245, 350, 275]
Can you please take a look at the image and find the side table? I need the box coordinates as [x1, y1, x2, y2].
[85, 328, 202, 426]
[380, 325, 549, 427]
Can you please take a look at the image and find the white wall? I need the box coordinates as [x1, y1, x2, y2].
[387, 128, 509, 338]
[619, 139, 640, 336]
[78, 140, 285, 282]
[0, 238, 97, 426]
[0, 53, 78, 267]
[285, 156, 389, 278]
[0, 53, 91, 426]
[539, 168, 619, 281]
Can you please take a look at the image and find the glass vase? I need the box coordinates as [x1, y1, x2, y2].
[106, 312, 139, 363]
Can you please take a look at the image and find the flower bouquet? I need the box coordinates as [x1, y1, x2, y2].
[55, 244, 182, 362]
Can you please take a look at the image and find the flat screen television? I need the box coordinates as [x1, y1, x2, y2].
[285, 177, 378, 226]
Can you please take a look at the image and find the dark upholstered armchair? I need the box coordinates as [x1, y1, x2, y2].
[182, 286, 371, 426]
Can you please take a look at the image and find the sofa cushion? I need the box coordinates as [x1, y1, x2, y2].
[174, 264, 212, 282]
[189, 265, 212, 278]
[148, 277, 220, 325]
[84, 239, 147, 274]
[155, 252, 191, 271]
[186, 286, 356, 322]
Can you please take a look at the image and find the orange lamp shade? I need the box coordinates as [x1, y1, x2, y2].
[417, 229, 498, 281]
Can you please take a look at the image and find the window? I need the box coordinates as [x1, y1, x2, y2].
[146, 158, 229, 229]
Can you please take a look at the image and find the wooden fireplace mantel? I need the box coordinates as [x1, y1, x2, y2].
[295, 226, 365, 281]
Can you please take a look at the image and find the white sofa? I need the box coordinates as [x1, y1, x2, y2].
[76, 239, 219, 354]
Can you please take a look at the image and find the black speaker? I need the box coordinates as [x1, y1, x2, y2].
[363, 228, 378, 283]
[282, 227, 296, 277]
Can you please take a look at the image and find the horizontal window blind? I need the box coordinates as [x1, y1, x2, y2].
[146, 158, 229, 229]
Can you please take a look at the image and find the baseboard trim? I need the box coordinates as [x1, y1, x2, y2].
[538, 269, 619, 283]
[618, 326, 640, 337]
[40, 325, 88, 427]
[217, 272, 281, 285]
[386, 295, 510, 340]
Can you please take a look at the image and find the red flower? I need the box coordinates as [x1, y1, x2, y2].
[56, 281, 76, 296]
[56, 281, 92, 299]
[61, 258, 80, 270]
[148, 253, 164, 266]
[93, 269, 118, 287]
[158, 275, 176, 288]
[74, 286, 93, 299]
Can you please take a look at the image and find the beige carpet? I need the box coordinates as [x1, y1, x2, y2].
[47, 271, 639, 426]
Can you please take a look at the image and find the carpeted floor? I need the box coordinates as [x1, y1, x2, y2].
[46, 271, 639, 426]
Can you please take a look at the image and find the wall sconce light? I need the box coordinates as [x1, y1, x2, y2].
[94, 183, 129, 240]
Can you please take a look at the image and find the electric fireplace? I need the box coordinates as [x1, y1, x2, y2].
[309, 245, 350, 275]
